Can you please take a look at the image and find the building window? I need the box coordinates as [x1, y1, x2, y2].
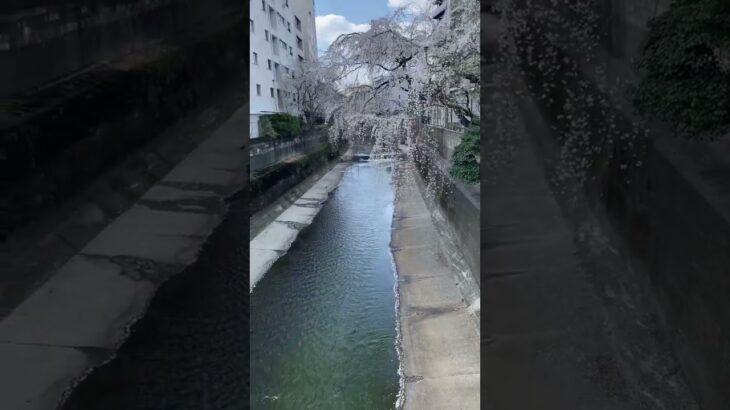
[295, 16, 301, 31]
[298, 55, 303, 62]
[253, 52, 258, 65]
[261, 0, 265, 11]
[256, 84, 261, 96]
[287, 21, 291, 32]
[250, 19, 255, 33]
[265, 30, 269, 41]
[267, 59, 272, 69]
[289, 46, 293, 56]
[296, 36, 302, 50]
[270, 88, 274, 97]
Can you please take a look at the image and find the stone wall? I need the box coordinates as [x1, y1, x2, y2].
[0, 6, 246, 241]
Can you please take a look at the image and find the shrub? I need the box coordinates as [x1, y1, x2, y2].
[449, 124, 480, 183]
[269, 113, 301, 138]
[633, 0, 730, 140]
[258, 115, 278, 138]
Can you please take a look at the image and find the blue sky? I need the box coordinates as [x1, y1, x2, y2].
[314, 0, 431, 55]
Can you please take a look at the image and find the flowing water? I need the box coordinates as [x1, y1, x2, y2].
[250, 161, 401, 409]
[59, 161, 399, 410]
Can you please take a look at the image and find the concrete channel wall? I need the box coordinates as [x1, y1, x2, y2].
[249, 141, 345, 215]
[509, 2, 730, 407]
[429, 126, 464, 163]
[0, 6, 246, 241]
[415, 127, 480, 288]
[250, 130, 328, 173]
[0, 0, 241, 98]
[0, 103, 247, 410]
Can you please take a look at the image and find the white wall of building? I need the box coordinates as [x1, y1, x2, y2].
[290, 0, 318, 62]
[250, 0, 317, 139]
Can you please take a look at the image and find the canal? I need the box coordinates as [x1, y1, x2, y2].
[251, 161, 401, 409]
[60, 160, 401, 409]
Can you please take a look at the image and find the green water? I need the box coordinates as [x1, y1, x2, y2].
[250, 162, 400, 409]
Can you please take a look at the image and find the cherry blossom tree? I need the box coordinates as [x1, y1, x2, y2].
[324, 1, 480, 146]
[277, 60, 342, 129]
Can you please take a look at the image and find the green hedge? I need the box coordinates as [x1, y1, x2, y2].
[259, 113, 302, 139]
[449, 124, 480, 184]
[633, 0, 730, 140]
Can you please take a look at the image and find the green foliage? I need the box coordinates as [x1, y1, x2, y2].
[259, 115, 278, 138]
[269, 113, 302, 138]
[259, 113, 302, 139]
[449, 124, 480, 183]
[633, 0, 730, 140]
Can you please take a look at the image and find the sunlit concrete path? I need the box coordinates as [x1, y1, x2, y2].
[393, 163, 480, 410]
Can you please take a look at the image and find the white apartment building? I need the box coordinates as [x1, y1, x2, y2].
[250, 0, 317, 139]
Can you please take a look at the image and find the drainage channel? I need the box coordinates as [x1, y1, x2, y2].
[250, 160, 401, 409]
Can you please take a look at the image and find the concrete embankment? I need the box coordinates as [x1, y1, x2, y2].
[249, 159, 349, 291]
[250, 131, 328, 173]
[392, 162, 480, 410]
[0, 7, 246, 242]
[249, 140, 341, 216]
[250, 151, 344, 239]
[0, 104, 247, 410]
[495, 2, 727, 404]
[482, 11, 698, 409]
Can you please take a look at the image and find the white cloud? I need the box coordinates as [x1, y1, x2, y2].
[387, 0, 433, 13]
[315, 14, 369, 52]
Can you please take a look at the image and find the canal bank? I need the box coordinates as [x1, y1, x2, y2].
[0, 103, 247, 410]
[249, 160, 349, 291]
[392, 162, 480, 409]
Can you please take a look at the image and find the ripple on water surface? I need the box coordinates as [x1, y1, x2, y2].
[250, 162, 400, 409]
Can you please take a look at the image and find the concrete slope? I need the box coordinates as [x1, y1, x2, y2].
[481, 118, 633, 409]
[0, 105, 247, 410]
[249, 162, 349, 291]
[393, 163, 480, 410]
